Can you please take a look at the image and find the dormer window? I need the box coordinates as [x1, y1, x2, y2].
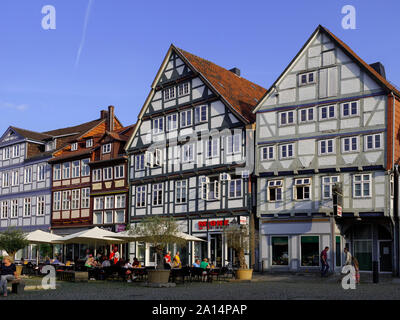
[86, 139, 93, 148]
[45, 140, 55, 152]
[71, 143, 78, 151]
[102, 143, 111, 154]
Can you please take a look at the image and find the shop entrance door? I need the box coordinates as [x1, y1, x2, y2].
[210, 234, 223, 267]
[379, 241, 392, 272]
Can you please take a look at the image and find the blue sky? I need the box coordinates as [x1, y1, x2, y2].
[1, 0, 399, 133]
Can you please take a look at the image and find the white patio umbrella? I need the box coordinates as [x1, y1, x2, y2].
[113, 230, 206, 242]
[25, 230, 64, 265]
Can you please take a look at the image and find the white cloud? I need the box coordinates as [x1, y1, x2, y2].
[74, 0, 94, 69]
[0, 101, 29, 111]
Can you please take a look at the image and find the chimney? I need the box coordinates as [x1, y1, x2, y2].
[369, 62, 386, 79]
[100, 109, 108, 120]
[107, 105, 115, 132]
[229, 67, 241, 77]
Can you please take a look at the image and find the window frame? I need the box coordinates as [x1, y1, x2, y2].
[267, 180, 283, 202]
[152, 183, 163, 206]
[364, 133, 383, 151]
[341, 101, 359, 118]
[136, 186, 146, 208]
[279, 110, 296, 126]
[102, 143, 111, 154]
[319, 105, 336, 121]
[228, 179, 243, 199]
[152, 117, 164, 134]
[298, 71, 316, 86]
[180, 109, 192, 128]
[114, 164, 125, 179]
[103, 167, 113, 181]
[299, 107, 315, 123]
[166, 113, 178, 132]
[37, 196, 45, 216]
[322, 176, 340, 199]
[226, 133, 241, 155]
[318, 139, 336, 155]
[261, 146, 275, 161]
[342, 136, 359, 153]
[163, 86, 175, 101]
[177, 82, 190, 97]
[279, 143, 295, 160]
[294, 178, 312, 201]
[194, 105, 208, 124]
[353, 173, 372, 198]
[176, 180, 188, 204]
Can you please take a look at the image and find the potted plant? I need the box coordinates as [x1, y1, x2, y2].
[128, 216, 186, 284]
[0, 227, 29, 276]
[224, 221, 253, 280]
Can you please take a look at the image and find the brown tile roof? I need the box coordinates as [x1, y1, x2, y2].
[10, 126, 52, 142]
[43, 118, 104, 138]
[174, 46, 267, 123]
[321, 25, 400, 96]
[48, 149, 93, 163]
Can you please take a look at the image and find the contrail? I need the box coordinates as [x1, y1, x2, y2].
[74, 0, 94, 69]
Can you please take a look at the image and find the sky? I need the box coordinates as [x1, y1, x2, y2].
[0, 0, 400, 134]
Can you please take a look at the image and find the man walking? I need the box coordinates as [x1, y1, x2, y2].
[344, 247, 352, 266]
[320, 246, 330, 277]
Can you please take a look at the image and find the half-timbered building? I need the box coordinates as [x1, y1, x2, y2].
[125, 45, 266, 267]
[253, 25, 400, 274]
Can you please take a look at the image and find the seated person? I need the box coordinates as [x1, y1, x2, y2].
[101, 258, 111, 268]
[171, 257, 181, 269]
[132, 257, 140, 268]
[192, 259, 201, 268]
[52, 256, 61, 265]
[44, 256, 51, 265]
[84, 255, 95, 268]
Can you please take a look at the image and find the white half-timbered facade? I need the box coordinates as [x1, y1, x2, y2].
[126, 45, 266, 267]
[254, 25, 400, 274]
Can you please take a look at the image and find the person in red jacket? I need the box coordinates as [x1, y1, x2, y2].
[109, 246, 120, 265]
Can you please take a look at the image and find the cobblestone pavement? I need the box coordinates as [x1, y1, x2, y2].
[4, 273, 400, 300]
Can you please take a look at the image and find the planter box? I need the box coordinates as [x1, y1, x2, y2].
[147, 270, 171, 284]
[235, 269, 253, 280]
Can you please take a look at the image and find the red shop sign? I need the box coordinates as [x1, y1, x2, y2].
[198, 220, 229, 230]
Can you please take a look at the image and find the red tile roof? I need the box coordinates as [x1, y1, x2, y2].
[175, 46, 267, 123]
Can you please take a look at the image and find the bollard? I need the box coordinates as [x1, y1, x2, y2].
[372, 261, 379, 283]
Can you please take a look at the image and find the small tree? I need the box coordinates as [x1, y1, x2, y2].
[128, 216, 186, 270]
[224, 222, 250, 269]
[0, 227, 29, 261]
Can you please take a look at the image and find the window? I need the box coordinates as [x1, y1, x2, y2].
[38, 165, 46, 181]
[166, 113, 178, 131]
[152, 183, 163, 206]
[301, 236, 320, 266]
[299, 72, 316, 85]
[176, 180, 187, 204]
[391, 174, 394, 198]
[23, 198, 31, 217]
[365, 134, 382, 151]
[45, 141, 55, 152]
[92, 169, 102, 182]
[153, 117, 164, 134]
[136, 186, 146, 208]
[93, 212, 103, 225]
[319, 105, 336, 120]
[94, 197, 104, 210]
[81, 159, 90, 176]
[114, 165, 124, 179]
[319, 139, 335, 155]
[322, 176, 339, 199]
[81, 188, 90, 209]
[102, 143, 111, 154]
[12, 144, 20, 158]
[145, 149, 162, 168]
[62, 162, 70, 179]
[3, 147, 10, 160]
[37, 196, 45, 216]
[261, 146, 275, 161]
[11, 199, 18, 218]
[353, 174, 371, 198]
[71, 189, 80, 210]
[86, 139, 93, 148]
[1, 201, 8, 219]
[105, 196, 114, 209]
[72, 160, 80, 178]
[11, 170, 19, 186]
[24, 167, 32, 184]
[299, 107, 314, 123]
[103, 167, 113, 181]
[194, 105, 207, 124]
[342, 136, 359, 153]
[182, 144, 194, 163]
[71, 143, 78, 151]
[135, 154, 145, 171]
[2, 172, 9, 188]
[62, 191, 71, 210]
[115, 210, 125, 223]
[267, 180, 283, 202]
[319, 67, 338, 98]
[279, 143, 294, 159]
[180, 110, 192, 128]
[105, 211, 113, 224]
[115, 195, 126, 208]
[201, 179, 220, 201]
[341, 101, 359, 117]
[53, 192, 61, 211]
[163, 87, 175, 101]
[229, 179, 242, 198]
[206, 138, 219, 159]
[279, 111, 295, 126]
[226, 134, 241, 155]
[53, 164, 61, 181]
[178, 82, 190, 96]
[294, 178, 311, 200]
[272, 237, 289, 266]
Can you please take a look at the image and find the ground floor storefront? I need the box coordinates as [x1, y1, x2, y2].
[128, 215, 251, 268]
[259, 216, 395, 274]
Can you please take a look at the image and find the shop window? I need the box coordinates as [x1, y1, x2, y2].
[336, 236, 341, 267]
[301, 236, 320, 266]
[271, 237, 289, 266]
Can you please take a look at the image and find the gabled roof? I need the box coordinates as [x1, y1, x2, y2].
[174, 46, 267, 123]
[43, 118, 105, 139]
[253, 25, 400, 113]
[9, 126, 52, 143]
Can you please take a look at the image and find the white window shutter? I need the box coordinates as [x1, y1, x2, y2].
[319, 68, 328, 98]
[328, 66, 338, 97]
